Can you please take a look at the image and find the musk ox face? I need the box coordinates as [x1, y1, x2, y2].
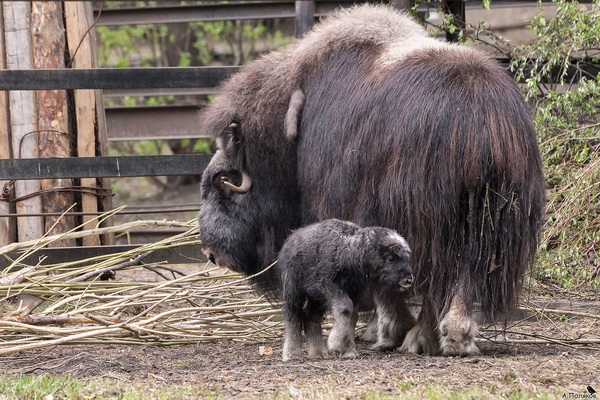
[199, 118, 301, 283]
[367, 228, 413, 291]
[199, 145, 256, 273]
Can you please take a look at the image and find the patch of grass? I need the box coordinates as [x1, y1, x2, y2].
[0, 374, 203, 400]
[0, 373, 568, 400]
[268, 380, 563, 400]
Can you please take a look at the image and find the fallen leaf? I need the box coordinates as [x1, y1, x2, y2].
[259, 346, 273, 356]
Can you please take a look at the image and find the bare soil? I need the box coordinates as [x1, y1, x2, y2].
[0, 315, 598, 399]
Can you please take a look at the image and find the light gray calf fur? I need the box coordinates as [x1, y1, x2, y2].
[279, 219, 413, 361]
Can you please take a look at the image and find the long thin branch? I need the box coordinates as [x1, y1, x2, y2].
[0, 220, 196, 257]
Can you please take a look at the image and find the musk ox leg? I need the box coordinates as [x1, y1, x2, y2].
[371, 293, 416, 351]
[305, 316, 328, 359]
[360, 311, 378, 342]
[304, 300, 328, 359]
[282, 315, 303, 361]
[282, 291, 305, 361]
[438, 296, 479, 356]
[399, 308, 440, 355]
[327, 294, 359, 359]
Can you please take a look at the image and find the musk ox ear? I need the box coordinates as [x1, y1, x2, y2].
[224, 122, 240, 139]
[284, 89, 305, 141]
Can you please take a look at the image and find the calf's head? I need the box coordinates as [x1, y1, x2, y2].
[366, 228, 413, 291]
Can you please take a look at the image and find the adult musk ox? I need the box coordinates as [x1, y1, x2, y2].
[198, 5, 546, 356]
[279, 219, 413, 361]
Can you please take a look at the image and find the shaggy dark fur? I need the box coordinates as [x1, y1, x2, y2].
[279, 219, 413, 361]
[198, 5, 546, 356]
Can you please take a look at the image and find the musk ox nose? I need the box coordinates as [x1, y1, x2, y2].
[399, 276, 413, 290]
[207, 253, 216, 264]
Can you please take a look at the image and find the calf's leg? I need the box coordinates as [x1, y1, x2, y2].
[327, 293, 358, 359]
[282, 297, 304, 361]
[304, 299, 328, 358]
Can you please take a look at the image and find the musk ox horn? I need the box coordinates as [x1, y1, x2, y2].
[222, 170, 252, 194]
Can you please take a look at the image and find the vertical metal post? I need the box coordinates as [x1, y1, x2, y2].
[442, 0, 466, 42]
[295, 1, 315, 39]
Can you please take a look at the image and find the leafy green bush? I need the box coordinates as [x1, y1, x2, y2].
[510, 0, 600, 291]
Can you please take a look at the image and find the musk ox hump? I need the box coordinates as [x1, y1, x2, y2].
[296, 5, 425, 53]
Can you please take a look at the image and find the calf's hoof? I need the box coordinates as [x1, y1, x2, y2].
[307, 345, 329, 359]
[340, 348, 358, 359]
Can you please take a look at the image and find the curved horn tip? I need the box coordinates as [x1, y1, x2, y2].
[223, 171, 252, 194]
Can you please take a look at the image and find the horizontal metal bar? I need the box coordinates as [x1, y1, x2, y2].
[105, 105, 207, 141]
[0, 67, 240, 91]
[1, 244, 207, 270]
[94, 2, 360, 26]
[0, 154, 213, 180]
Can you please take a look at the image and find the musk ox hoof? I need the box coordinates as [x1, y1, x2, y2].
[360, 318, 378, 342]
[328, 345, 358, 359]
[307, 345, 329, 359]
[438, 312, 480, 356]
[370, 339, 396, 351]
[340, 348, 358, 359]
[327, 333, 357, 359]
[282, 348, 302, 362]
[399, 323, 440, 355]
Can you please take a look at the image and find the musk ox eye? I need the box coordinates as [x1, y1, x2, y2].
[214, 173, 233, 186]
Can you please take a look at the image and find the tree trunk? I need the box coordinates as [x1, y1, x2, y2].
[0, 10, 16, 246]
[3, 2, 43, 242]
[32, 2, 76, 246]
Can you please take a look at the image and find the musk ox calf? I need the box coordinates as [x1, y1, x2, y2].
[280, 219, 413, 361]
[198, 4, 546, 356]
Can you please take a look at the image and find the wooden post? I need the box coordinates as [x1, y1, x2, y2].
[32, 2, 76, 246]
[3, 2, 43, 242]
[295, 1, 315, 39]
[0, 10, 16, 246]
[64, 2, 112, 246]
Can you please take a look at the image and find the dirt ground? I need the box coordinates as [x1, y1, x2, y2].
[16, 177, 591, 398]
[0, 313, 598, 399]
